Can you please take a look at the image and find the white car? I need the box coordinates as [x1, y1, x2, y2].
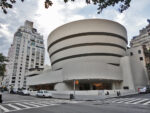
[138, 86, 150, 94]
[22, 90, 30, 95]
[37, 90, 52, 98]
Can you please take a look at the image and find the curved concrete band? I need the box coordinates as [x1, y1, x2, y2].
[48, 19, 127, 70]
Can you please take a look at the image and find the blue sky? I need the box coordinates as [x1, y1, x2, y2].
[0, 0, 150, 65]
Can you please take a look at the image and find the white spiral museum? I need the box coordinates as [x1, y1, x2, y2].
[48, 19, 127, 70]
[27, 19, 149, 91]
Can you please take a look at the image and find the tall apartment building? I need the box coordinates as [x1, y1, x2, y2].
[130, 20, 150, 49]
[7, 20, 45, 91]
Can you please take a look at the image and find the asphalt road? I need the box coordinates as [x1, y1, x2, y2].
[0, 92, 150, 113]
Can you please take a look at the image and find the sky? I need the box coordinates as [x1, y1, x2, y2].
[0, 0, 150, 66]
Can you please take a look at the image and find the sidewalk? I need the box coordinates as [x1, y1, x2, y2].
[72, 92, 138, 101]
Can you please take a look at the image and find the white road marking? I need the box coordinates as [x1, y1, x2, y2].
[0, 99, 81, 112]
[116, 98, 137, 103]
[111, 98, 130, 103]
[15, 103, 32, 108]
[108, 98, 150, 106]
[0, 105, 10, 112]
[29, 102, 49, 106]
[3, 99, 52, 104]
[7, 104, 21, 110]
[143, 101, 150, 105]
[131, 99, 149, 104]
[124, 98, 142, 104]
[22, 102, 41, 107]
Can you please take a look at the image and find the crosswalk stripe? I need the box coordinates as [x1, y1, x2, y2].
[112, 98, 131, 103]
[15, 103, 31, 108]
[29, 102, 49, 106]
[0, 100, 81, 113]
[131, 99, 149, 104]
[142, 101, 150, 105]
[116, 98, 134, 103]
[124, 98, 142, 104]
[23, 102, 41, 107]
[107, 98, 150, 105]
[0, 105, 10, 112]
[7, 104, 21, 110]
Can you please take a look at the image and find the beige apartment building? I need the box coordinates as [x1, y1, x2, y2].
[5, 21, 45, 91]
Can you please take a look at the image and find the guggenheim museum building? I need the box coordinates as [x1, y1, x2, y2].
[27, 19, 149, 91]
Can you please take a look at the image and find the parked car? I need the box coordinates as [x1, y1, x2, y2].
[138, 85, 150, 94]
[17, 90, 23, 95]
[22, 90, 30, 95]
[29, 90, 37, 96]
[36, 90, 52, 98]
[17, 89, 30, 95]
[10, 88, 17, 94]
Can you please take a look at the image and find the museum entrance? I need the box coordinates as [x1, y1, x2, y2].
[78, 81, 112, 90]
[92, 83, 112, 90]
[30, 84, 55, 90]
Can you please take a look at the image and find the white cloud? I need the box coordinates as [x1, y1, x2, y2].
[0, 24, 13, 43]
[32, 0, 88, 65]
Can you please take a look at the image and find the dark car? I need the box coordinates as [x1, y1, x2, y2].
[17, 90, 23, 95]
[146, 85, 150, 93]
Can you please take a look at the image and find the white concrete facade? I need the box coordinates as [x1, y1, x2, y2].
[127, 46, 150, 86]
[27, 19, 149, 91]
[47, 19, 127, 70]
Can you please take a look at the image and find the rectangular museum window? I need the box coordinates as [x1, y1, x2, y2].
[130, 52, 133, 56]
[138, 50, 141, 54]
[139, 57, 143, 61]
[123, 86, 129, 89]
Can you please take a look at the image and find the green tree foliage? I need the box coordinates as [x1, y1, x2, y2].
[0, 53, 6, 77]
[0, 0, 131, 14]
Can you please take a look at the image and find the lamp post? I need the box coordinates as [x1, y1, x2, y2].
[73, 80, 79, 96]
[73, 80, 75, 96]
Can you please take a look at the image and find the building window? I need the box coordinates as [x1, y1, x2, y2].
[123, 86, 129, 89]
[40, 41, 43, 44]
[130, 52, 133, 56]
[11, 81, 15, 83]
[138, 50, 141, 54]
[139, 57, 143, 61]
[31, 42, 35, 46]
[12, 77, 16, 79]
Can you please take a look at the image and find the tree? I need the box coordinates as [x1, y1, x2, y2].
[0, 53, 6, 78]
[0, 0, 131, 14]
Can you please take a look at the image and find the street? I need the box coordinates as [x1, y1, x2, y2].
[0, 92, 150, 113]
